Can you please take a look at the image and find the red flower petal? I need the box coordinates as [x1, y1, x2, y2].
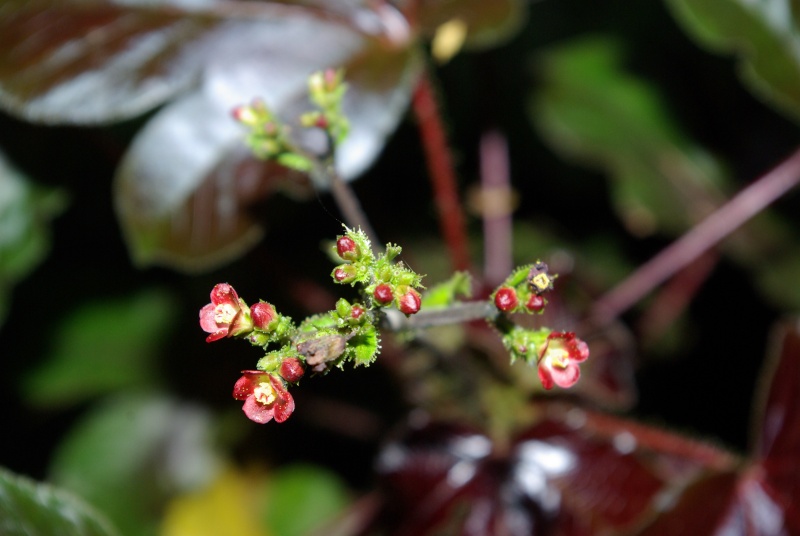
[538, 365, 555, 390]
[269, 375, 296, 423]
[550, 362, 581, 388]
[210, 283, 239, 307]
[274, 391, 296, 423]
[205, 330, 229, 343]
[242, 395, 275, 424]
[232, 371, 265, 400]
[199, 303, 219, 333]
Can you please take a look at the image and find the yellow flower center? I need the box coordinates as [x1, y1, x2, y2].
[214, 303, 237, 324]
[546, 347, 569, 369]
[531, 273, 552, 292]
[253, 382, 276, 405]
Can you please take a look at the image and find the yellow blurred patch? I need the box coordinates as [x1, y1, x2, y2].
[432, 19, 468, 64]
[161, 467, 270, 536]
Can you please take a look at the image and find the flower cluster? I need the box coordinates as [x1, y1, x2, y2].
[330, 228, 424, 316]
[200, 283, 303, 424]
[498, 325, 590, 390]
[300, 68, 349, 146]
[201, 232, 587, 427]
[490, 261, 590, 390]
[232, 99, 311, 172]
[199, 230, 424, 424]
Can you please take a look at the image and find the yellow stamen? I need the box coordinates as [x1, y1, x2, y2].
[253, 382, 276, 405]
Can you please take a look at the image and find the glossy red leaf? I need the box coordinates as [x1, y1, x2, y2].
[112, 39, 417, 270]
[750, 320, 800, 532]
[417, 0, 526, 50]
[0, 1, 221, 123]
[367, 402, 742, 536]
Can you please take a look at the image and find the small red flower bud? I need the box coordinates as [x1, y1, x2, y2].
[231, 105, 255, 124]
[251, 302, 277, 331]
[351, 305, 365, 320]
[333, 265, 356, 283]
[336, 236, 359, 261]
[398, 289, 421, 315]
[526, 294, 545, 312]
[324, 68, 338, 91]
[494, 287, 518, 312]
[315, 115, 329, 129]
[279, 357, 305, 383]
[373, 284, 394, 304]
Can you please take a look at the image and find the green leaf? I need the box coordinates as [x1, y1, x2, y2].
[421, 271, 472, 307]
[0, 466, 120, 536]
[531, 36, 730, 236]
[49, 393, 223, 536]
[0, 150, 66, 327]
[262, 464, 349, 536]
[666, 0, 800, 122]
[22, 289, 176, 407]
[350, 323, 380, 366]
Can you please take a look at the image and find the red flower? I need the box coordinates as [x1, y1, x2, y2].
[233, 371, 295, 424]
[199, 283, 253, 342]
[537, 332, 589, 390]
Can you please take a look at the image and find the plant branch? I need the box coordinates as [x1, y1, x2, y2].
[590, 147, 800, 327]
[412, 69, 472, 272]
[382, 301, 497, 331]
[308, 157, 380, 253]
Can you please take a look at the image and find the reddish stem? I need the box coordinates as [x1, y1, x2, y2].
[637, 250, 719, 346]
[590, 147, 800, 326]
[412, 70, 472, 272]
[480, 130, 514, 287]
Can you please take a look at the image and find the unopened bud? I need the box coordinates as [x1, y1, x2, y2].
[336, 236, 359, 261]
[494, 287, 518, 312]
[279, 357, 305, 383]
[397, 288, 421, 315]
[373, 283, 394, 304]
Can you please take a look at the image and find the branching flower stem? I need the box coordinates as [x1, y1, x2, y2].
[590, 146, 800, 327]
[308, 157, 380, 253]
[382, 300, 498, 331]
